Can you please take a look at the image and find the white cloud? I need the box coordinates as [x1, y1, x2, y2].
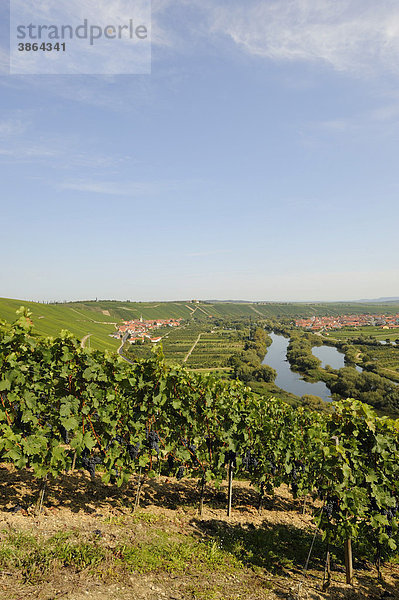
[204, 0, 399, 76]
[60, 178, 193, 196]
[0, 118, 28, 137]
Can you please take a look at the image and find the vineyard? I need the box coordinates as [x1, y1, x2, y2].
[1, 309, 399, 595]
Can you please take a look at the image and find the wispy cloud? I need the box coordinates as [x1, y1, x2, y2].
[59, 178, 195, 196]
[0, 118, 29, 137]
[204, 0, 399, 76]
[0, 112, 137, 167]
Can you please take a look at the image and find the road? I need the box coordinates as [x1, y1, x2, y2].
[117, 333, 135, 365]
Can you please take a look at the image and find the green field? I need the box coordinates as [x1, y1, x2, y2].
[2, 296, 399, 354]
[325, 326, 399, 343]
[0, 298, 119, 352]
[125, 322, 245, 371]
[185, 330, 243, 369]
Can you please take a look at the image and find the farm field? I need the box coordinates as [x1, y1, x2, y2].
[124, 324, 204, 363]
[126, 322, 244, 371]
[3, 297, 399, 330]
[185, 330, 244, 369]
[326, 326, 399, 343]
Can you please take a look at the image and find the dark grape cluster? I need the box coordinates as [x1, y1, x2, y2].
[167, 454, 174, 473]
[177, 466, 185, 480]
[81, 449, 103, 478]
[242, 450, 258, 473]
[182, 439, 198, 464]
[323, 496, 340, 520]
[105, 435, 127, 452]
[146, 430, 160, 454]
[367, 498, 398, 536]
[114, 435, 126, 446]
[224, 450, 237, 468]
[127, 441, 140, 460]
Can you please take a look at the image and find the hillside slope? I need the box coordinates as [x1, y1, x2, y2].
[2, 297, 399, 351]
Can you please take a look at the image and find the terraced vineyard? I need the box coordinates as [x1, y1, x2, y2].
[161, 324, 205, 363]
[185, 330, 243, 369]
[329, 326, 399, 343]
[126, 323, 245, 371]
[0, 298, 120, 352]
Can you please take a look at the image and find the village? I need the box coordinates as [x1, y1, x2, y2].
[111, 317, 182, 344]
[295, 313, 399, 331]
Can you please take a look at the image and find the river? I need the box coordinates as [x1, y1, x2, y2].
[262, 333, 332, 402]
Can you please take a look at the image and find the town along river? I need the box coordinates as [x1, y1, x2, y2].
[262, 333, 332, 402]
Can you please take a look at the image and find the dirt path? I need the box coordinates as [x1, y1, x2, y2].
[250, 305, 264, 316]
[81, 334, 92, 349]
[70, 308, 117, 326]
[183, 332, 203, 362]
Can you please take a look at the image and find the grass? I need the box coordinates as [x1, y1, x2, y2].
[0, 525, 242, 586]
[0, 530, 106, 583]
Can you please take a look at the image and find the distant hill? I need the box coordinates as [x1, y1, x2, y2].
[1, 297, 399, 351]
[355, 297, 399, 303]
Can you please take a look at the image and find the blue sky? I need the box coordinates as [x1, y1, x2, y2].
[1, 0, 399, 302]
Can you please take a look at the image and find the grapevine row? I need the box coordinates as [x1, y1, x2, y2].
[0, 308, 398, 565]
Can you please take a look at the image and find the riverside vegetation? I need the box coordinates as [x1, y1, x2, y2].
[274, 324, 399, 415]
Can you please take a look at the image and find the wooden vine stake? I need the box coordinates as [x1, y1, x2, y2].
[258, 482, 265, 515]
[322, 538, 331, 591]
[35, 475, 47, 516]
[198, 474, 205, 517]
[133, 467, 143, 512]
[227, 460, 234, 517]
[344, 538, 354, 585]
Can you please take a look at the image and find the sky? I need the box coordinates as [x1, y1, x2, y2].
[1, 0, 399, 303]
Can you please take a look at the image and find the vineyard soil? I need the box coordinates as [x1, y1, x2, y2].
[0, 465, 398, 600]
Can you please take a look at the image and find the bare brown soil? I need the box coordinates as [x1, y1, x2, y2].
[0, 464, 398, 600]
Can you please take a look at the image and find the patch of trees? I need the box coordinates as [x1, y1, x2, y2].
[330, 367, 399, 413]
[229, 327, 276, 384]
[286, 332, 323, 374]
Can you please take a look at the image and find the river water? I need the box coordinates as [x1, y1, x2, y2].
[312, 344, 363, 373]
[262, 333, 332, 401]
